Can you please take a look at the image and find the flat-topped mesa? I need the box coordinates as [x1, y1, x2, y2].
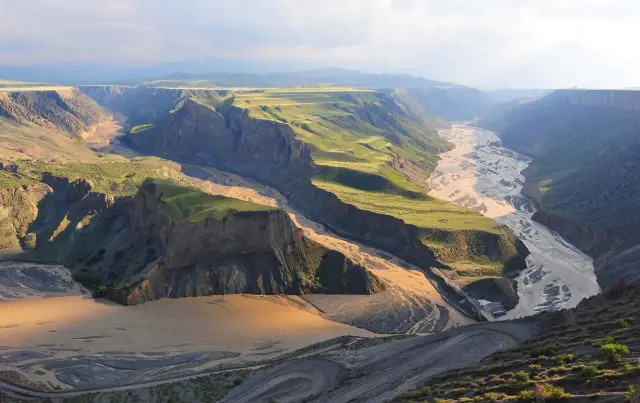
[121, 180, 386, 303]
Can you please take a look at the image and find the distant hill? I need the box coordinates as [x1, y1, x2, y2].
[152, 68, 465, 89]
[394, 87, 494, 121]
[485, 88, 553, 104]
[144, 69, 494, 121]
[478, 89, 640, 287]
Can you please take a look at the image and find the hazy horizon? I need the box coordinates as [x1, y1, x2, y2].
[1, 0, 639, 89]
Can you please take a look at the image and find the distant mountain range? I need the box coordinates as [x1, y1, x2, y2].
[0, 65, 559, 123]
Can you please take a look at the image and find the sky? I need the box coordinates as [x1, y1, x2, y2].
[0, 0, 639, 89]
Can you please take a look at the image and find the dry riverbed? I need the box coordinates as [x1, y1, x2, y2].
[429, 124, 600, 317]
[0, 262, 373, 391]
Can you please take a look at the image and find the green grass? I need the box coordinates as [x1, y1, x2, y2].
[129, 123, 154, 134]
[311, 179, 501, 232]
[2, 157, 189, 195]
[150, 179, 277, 222]
[220, 87, 500, 235]
[230, 88, 447, 181]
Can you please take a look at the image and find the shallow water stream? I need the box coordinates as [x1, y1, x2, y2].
[428, 124, 600, 318]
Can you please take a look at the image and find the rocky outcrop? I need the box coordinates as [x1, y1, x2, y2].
[127, 181, 383, 302]
[0, 183, 51, 249]
[463, 277, 519, 310]
[531, 209, 613, 258]
[126, 99, 315, 183]
[0, 88, 106, 135]
[15, 178, 384, 303]
[543, 89, 640, 110]
[419, 227, 528, 275]
[125, 97, 528, 275]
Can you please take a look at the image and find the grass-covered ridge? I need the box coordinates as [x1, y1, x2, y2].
[213, 88, 500, 233]
[313, 178, 501, 233]
[0, 156, 189, 195]
[149, 179, 277, 223]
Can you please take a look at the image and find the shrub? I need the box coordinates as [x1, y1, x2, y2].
[601, 343, 630, 362]
[617, 318, 630, 329]
[449, 388, 466, 396]
[571, 363, 586, 372]
[554, 354, 575, 365]
[581, 365, 602, 377]
[71, 271, 103, 289]
[528, 363, 543, 372]
[531, 346, 557, 358]
[518, 389, 536, 401]
[591, 336, 615, 347]
[627, 384, 640, 403]
[536, 383, 568, 400]
[94, 285, 108, 297]
[484, 392, 509, 401]
[515, 371, 530, 382]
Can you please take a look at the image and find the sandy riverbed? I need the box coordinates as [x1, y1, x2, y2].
[0, 281, 373, 390]
[429, 124, 600, 317]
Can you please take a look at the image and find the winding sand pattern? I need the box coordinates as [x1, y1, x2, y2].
[0, 278, 373, 390]
[428, 124, 600, 317]
[221, 321, 535, 403]
[185, 165, 473, 333]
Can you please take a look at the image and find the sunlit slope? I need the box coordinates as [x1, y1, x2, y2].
[220, 88, 501, 234]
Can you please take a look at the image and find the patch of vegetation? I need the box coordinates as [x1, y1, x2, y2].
[311, 179, 500, 233]
[129, 123, 154, 134]
[397, 286, 640, 403]
[601, 343, 630, 363]
[5, 157, 190, 196]
[150, 179, 277, 222]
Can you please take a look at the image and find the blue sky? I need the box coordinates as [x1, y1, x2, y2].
[1, 0, 638, 88]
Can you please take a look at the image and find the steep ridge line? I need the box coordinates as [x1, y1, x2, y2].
[102, 86, 530, 306]
[181, 164, 476, 332]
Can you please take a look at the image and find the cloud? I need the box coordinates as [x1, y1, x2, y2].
[0, 0, 638, 88]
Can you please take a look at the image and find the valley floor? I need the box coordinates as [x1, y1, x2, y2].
[0, 265, 373, 391]
[0, 151, 474, 395]
[428, 124, 601, 317]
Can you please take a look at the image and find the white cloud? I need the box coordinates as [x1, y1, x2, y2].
[0, 0, 638, 88]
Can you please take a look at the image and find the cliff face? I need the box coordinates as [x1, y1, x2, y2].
[126, 99, 442, 268]
[127, 99, 315, 182]
[125, 96, 527, 275]
[126, 181, 386, 303]
[394, 87, 494, 121]
[0, 88, 106, 135]
[11, 177, 384, 303]
[0, 183, 50, 249]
